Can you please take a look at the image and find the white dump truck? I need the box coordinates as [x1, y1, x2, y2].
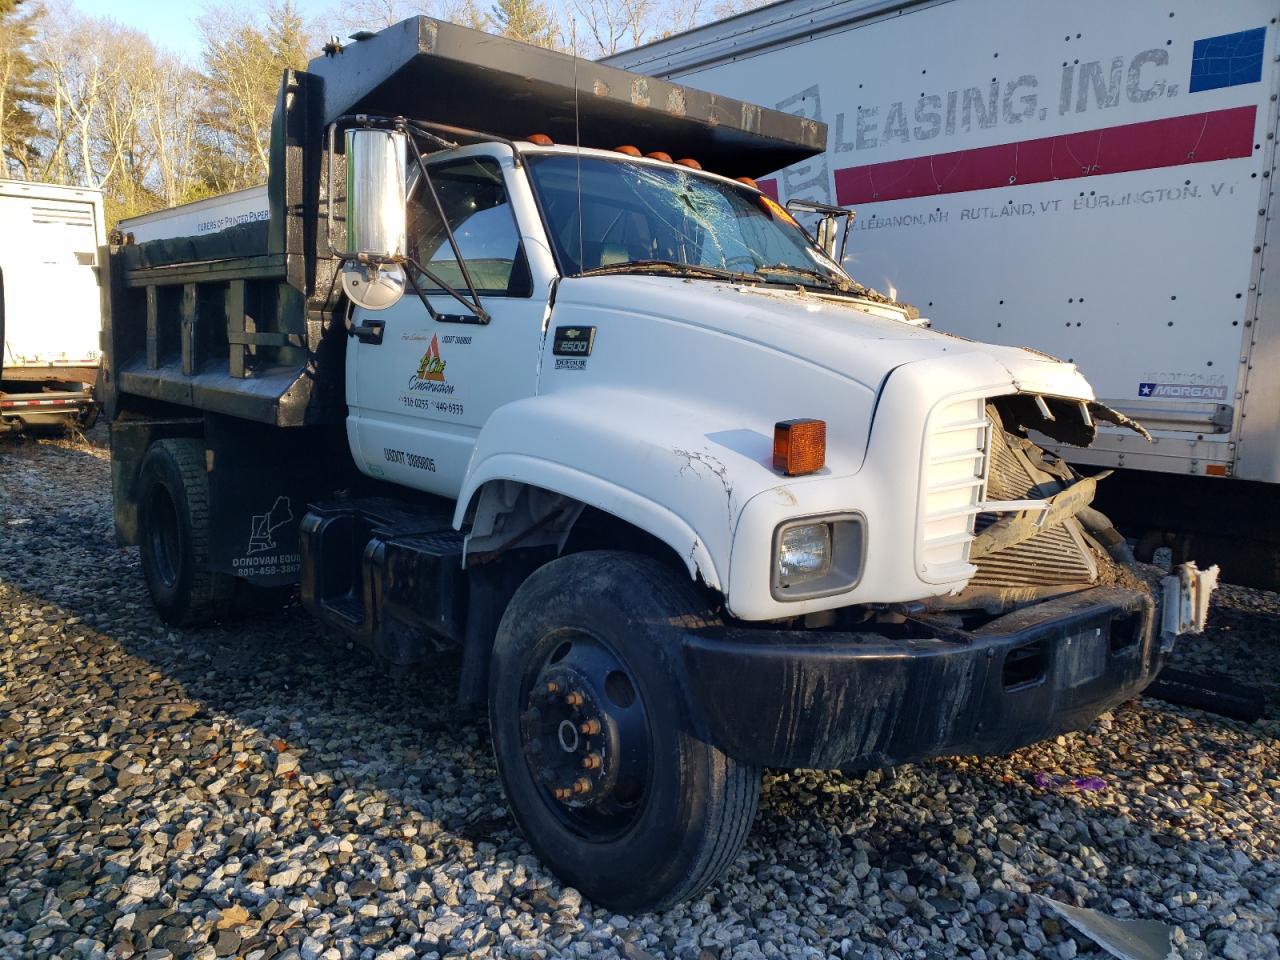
[1, 179, 104, 433]
[102, 18, 1215, 910]
[605, 0, 1280, 585]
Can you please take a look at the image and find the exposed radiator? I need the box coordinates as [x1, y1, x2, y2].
[971, 412, 1097, 588]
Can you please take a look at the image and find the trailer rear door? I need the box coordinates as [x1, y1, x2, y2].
[0, 185, 103, 375]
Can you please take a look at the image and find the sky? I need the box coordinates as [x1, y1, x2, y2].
[67, 0, 578, 62]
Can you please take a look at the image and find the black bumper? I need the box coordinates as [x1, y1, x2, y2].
[683, 586, 1160, 770]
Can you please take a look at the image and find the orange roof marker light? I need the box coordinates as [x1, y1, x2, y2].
[758, 194, 801, 227]
[675, 158, 702, 169]
[773, 419, 826, 476]
[735, 176, 759, 190]
[526, 133, 554, 145]
[645, 151, 673, 162]
[614, 145, 642, 156]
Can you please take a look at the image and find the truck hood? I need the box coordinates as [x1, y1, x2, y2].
[558, 274, 1097, 400]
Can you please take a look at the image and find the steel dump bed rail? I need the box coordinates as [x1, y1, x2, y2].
[309, 17, 825, 178]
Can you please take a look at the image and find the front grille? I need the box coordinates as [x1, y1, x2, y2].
[971, 413, 1096, 587]
[918, 395, 991, 581]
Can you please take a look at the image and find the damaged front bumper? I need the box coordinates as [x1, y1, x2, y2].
[683, 585, 1165, 770]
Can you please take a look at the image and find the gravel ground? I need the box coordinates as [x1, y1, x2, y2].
[1, 427, 1278, 960]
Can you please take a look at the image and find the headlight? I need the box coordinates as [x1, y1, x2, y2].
[777, 524, 832, 583]
[772, 513, 866, 601]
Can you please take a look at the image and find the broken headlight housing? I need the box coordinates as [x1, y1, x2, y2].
[772, 513, 866, 601]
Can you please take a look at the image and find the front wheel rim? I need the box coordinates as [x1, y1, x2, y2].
[517, 629, 652, 841]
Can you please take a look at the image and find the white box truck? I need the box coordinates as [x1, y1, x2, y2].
[605, 0, 1280, 584]
[120, 185, 268, 245]
[101, 18, 1215, 910]
[0, 179, 105, 433]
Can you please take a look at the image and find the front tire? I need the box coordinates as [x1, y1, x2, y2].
[137, 438, 235, 626]
[489, 550, 760, 912]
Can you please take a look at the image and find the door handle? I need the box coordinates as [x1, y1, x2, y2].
[349, 319, 385, 345]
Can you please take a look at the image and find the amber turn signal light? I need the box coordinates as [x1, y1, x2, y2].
[773, 419, 826, 476]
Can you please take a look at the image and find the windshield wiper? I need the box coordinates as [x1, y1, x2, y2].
[753, 264, 851, 292]
[577, 260, 756, 283]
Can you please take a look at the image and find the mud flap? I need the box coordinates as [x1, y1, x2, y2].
[1159, 561, 1220, 648]
[205, 416, 353, 586]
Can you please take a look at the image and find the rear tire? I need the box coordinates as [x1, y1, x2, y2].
[489, 550, 760, 912]
[137, 438, 235, 626]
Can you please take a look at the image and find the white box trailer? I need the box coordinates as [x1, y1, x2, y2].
[119, 185, 268, 244]
[0, 179, 105, 432]
[606, 0, 1280, 583]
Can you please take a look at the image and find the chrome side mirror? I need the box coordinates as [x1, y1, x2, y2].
[331, 126, 408, 312]
[345, 127, 407, 259]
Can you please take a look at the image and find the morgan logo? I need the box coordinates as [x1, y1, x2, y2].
[1138, 382, 1229, 401]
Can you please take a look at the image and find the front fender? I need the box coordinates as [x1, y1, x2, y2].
[454, 387, 798, 592]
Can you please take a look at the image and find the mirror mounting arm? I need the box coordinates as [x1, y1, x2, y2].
[400, 255, 491, 326]
[324, 114, 491, 324]
[402, 126, 491, 324]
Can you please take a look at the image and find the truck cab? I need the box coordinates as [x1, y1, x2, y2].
[102, 17, 1216, 912]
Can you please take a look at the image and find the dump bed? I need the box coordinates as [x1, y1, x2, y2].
[101, 16, 827, 430]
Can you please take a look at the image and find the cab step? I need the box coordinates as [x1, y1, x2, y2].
[300, 497, 467, 664]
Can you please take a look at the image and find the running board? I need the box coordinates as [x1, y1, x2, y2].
[300, 497, 467, 664]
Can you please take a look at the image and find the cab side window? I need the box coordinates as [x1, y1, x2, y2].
[407, 157, 532, 297]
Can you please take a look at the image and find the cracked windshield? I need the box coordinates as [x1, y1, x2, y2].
[527, 154, 852, 291]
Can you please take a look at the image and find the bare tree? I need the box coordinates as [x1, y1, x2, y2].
[34, 8, 131, 189]
[325, 0, 428, 32]
[137, 51, 204, 208]
[199, 0, 318, 190]
[439, 0, 491, 30]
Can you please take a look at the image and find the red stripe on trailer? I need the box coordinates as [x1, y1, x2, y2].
[833, 105, 1257, 205]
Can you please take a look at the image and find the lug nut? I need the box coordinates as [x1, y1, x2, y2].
[573, 777, 592, 795]
[565, 691, 584, 707]
[579, 719, 600, 735]
[546, 681, 559, 695]
[581, 753, 602, 770]
[554, 786, 572, 801]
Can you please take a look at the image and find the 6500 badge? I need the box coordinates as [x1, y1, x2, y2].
[553, 326, 595, 370]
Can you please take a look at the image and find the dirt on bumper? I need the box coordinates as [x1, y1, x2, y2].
[683, 585, 1161, 770]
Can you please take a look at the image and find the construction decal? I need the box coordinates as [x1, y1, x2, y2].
[401, 332, 464, 417]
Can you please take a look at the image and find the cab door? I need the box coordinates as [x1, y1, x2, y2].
[347, 151, 549, 498]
